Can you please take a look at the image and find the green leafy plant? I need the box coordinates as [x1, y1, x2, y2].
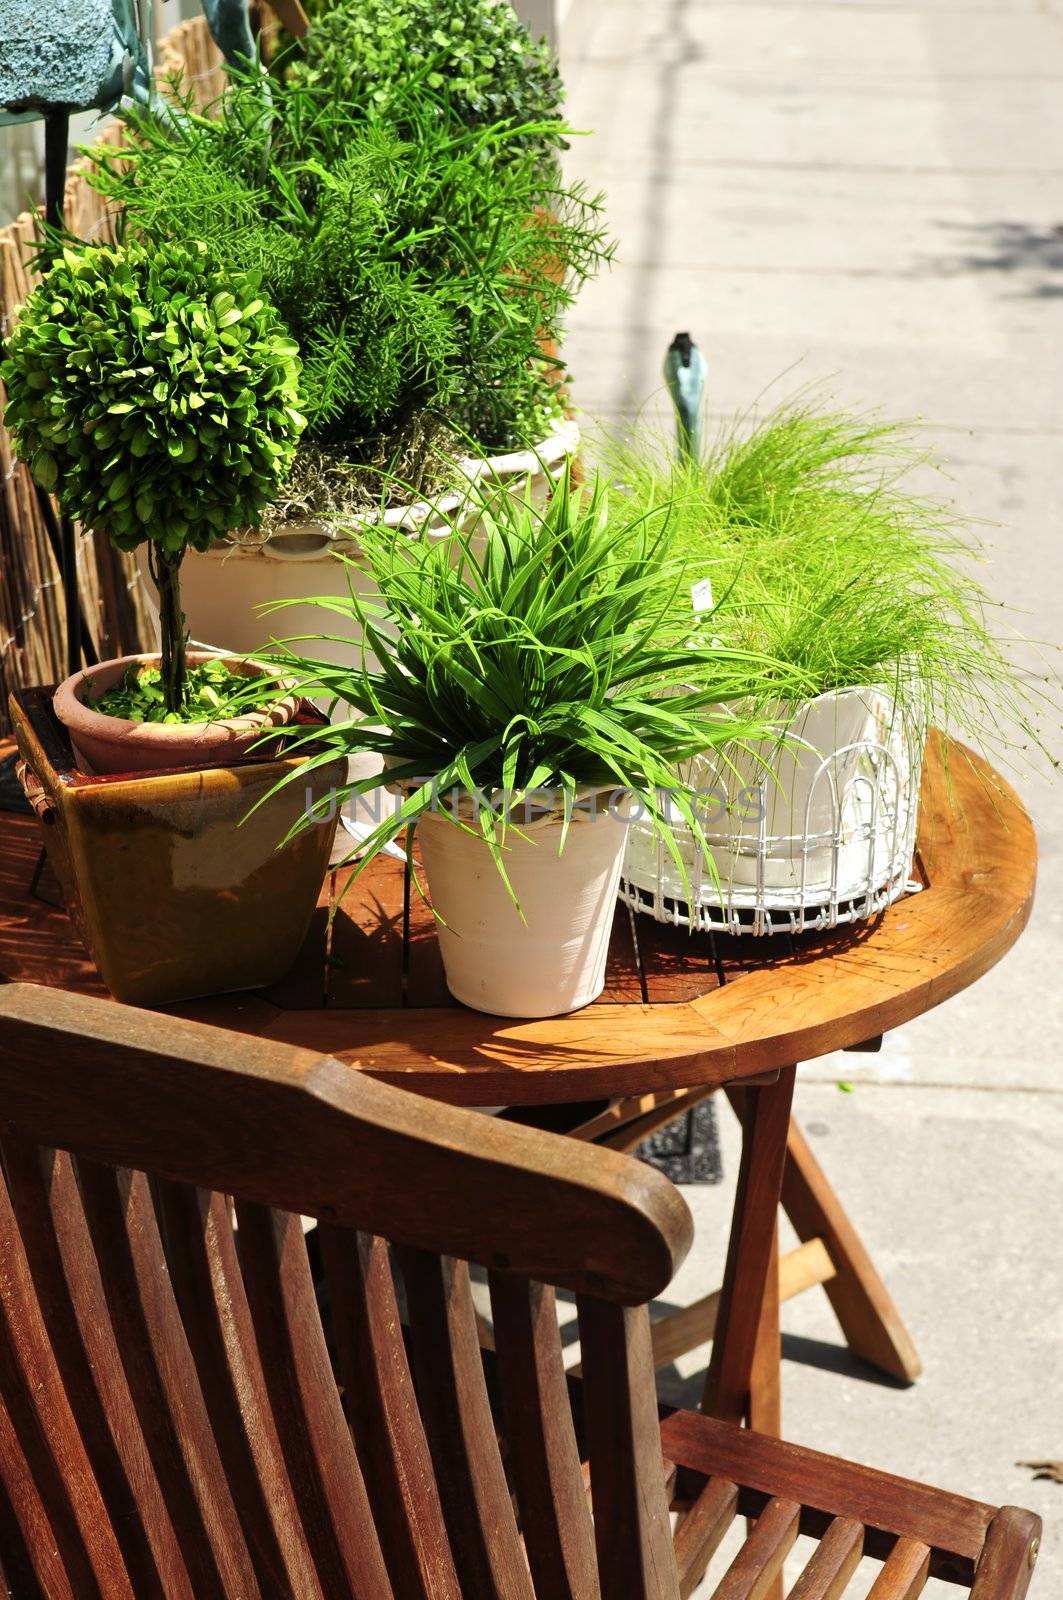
[262, 465, 814, 904]
[86, 70, 610, 502]
[285, 0, 565, 172]
[608, 399, 1060, 768]
[93, 658, 273, 725]
[2, 237, 304, 712]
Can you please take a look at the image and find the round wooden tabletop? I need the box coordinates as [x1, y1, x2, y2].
[0, 731, 1036, 1105]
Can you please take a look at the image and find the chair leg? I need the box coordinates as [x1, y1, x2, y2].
[781, 1117, 922, 1382]
[701, 1067, 796, 1424]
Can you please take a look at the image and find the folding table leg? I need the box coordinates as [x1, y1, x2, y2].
[748, 1222, 781, 1438]
[701, 1067, 796, 1426]
[781, 1117, 922, 1383]
[703, 1076, 795, 1600]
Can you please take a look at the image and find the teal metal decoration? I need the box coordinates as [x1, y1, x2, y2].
[0, 1, 260, 128]
[200, 0, 257, 70]
[663, 330, 706, 465]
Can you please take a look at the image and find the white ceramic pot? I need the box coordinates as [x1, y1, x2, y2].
[134, 420, 580, 665]
[700, 688, 916, 896]
[417, 788, 628, 1018]
[133, 491, 460, 666]
[622, 687, 920, 917]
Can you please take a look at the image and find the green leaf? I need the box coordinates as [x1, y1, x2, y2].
[31, 450, 57, 491]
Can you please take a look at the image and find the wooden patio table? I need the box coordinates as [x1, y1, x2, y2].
[0, 726, 1037, 1437]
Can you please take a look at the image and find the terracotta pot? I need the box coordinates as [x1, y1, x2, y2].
[417, 788, 629, 1018]
[53, 652, 301, 776]
[11, 685, 343, 1006]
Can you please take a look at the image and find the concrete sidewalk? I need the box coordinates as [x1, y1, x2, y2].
[562, 1, 1063, 1590]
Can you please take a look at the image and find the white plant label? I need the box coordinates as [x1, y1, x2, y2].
[691, 577, 714, 614]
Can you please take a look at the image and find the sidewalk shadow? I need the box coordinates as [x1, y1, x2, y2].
[923, 219, 1063, 299]
[653, 1329, 912, 1410]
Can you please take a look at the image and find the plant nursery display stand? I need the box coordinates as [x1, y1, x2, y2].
[0, 722, 1037, 1438]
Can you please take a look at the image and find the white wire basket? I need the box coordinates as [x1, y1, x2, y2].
[619, 688, 925, 937]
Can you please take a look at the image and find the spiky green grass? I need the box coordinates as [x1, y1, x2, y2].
[257, 464, 816, 907]
[606, 398, 1061, 776]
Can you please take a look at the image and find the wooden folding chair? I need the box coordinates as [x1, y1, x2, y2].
[0, 982, 1041, 1599]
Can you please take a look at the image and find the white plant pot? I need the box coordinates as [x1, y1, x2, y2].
[417, 790, 627, 1018]
[712, 689, 909, 893]
[133, 420, 580, 666]
[623, 687, 920, 917]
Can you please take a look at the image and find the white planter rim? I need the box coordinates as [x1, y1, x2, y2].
[200, 418, 581, 562]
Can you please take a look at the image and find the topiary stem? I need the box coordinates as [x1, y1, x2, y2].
[148, 545, 188, 715]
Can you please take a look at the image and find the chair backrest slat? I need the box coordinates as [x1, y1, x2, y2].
[488, 1272, 602, 1600]
[319, 1225, 461, 1600]
[233, 1202, 395, 1600]
[0, 1157, 131, 1600]
[156, 1181, 326, 1600]
[0, 1140, 194, 1598]
[0, 1371, 77, 1600]
[75, 1159, 262, 1598]
[397, 1247, 536, 1600]
[576, 1297, 681, 1600]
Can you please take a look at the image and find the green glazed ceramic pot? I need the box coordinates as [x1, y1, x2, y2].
[11, 686, 344, 1006]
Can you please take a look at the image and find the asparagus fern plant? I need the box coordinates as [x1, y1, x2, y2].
[86, 68, 611, 508]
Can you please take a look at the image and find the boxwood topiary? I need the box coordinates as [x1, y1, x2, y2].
[1, 237, 305, 712]
[287, 0, 565, 173]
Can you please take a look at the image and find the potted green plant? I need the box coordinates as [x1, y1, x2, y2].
[2, 236, 345, 1003]
[265, 467, 807, 1017]
[3, 237, 306, 763]
[610, 398, 1057, 913]
[87, 63, 610, 664]
[284, 0, 565, 176]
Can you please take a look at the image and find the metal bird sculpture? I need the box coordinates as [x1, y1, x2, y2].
[663, 330, 706, 466]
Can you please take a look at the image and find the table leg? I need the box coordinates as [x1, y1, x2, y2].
[701, 1066, 796, 1425]
[781, 1118, 922, 1383]
[747, 1222, 785, 1600]
[748, 1222, 781, 1437]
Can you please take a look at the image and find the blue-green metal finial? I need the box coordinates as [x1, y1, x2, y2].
[663, 330, 706, 466]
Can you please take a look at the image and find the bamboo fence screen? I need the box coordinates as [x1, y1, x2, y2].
[0, 17, 227, 732]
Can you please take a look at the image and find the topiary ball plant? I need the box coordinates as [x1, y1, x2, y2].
[2, 237, 305, 712]
[288, 0, 565, 172]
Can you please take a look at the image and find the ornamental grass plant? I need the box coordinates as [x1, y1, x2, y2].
[607, 398, 1060, 773]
